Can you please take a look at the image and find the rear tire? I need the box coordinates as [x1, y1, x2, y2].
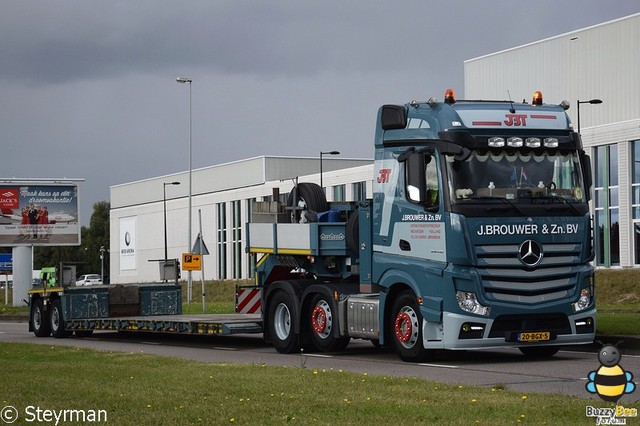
[268, 291, 300, 354]
[50, 300, 71, 338]
[390, 290, 430, 362]
[309, 294, 350, 352]
[31, 299, 51, 337]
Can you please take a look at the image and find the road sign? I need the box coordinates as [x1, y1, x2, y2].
[181, 253, 202, 271]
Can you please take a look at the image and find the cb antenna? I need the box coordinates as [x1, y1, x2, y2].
[507, 90, 516, 113]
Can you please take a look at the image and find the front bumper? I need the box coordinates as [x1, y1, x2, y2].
[422, 309, 596, 350]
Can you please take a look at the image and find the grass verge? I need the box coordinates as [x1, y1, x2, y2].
[0, 343, 612, 425]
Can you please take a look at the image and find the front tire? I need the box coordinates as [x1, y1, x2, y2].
[50, 300, 71, 338]
[309, 294, 350, 352]
[390, 290, 429, 362]
[31, 299, 51, 337]
[268, 291, 300, 354]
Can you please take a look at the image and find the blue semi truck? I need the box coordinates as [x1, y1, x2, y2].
[29, 89, 596, 362]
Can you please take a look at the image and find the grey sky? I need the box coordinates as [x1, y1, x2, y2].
[2, 1, 639, 225]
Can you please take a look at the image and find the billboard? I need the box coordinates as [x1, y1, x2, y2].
[119, 216, 137, 271]
[0, 184, 80, 246]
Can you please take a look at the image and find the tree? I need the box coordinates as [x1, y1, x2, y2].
[34, 201, 110, 280]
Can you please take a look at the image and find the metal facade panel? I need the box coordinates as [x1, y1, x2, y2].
[465, 14, 640, 132]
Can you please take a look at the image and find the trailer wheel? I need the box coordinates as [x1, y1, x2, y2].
[268, 291, 300, 354]
[30, 299, 51, 337]
[519, 346, 559, 358]
[50, 300, 71, 338]
[287, 182, 328, 223]
[390, 290, 429, 362]
[309, 294, 350, 352]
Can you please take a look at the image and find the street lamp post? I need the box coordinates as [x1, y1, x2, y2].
[320, 151, 340, 188]
[176, 77, 193, 303]
[576, 98, 603, 134]
[99, 246, 105, 284]
[163, 181, 181, 261]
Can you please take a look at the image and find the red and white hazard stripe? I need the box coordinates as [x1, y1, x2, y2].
[236, 287, 262, 314]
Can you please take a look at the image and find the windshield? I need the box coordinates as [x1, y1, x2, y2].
[447, 149, 587, 205]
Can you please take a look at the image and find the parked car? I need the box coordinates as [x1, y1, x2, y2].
[75, 274, 102, 286]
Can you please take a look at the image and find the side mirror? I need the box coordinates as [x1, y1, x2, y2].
[581, 152, 593, 201]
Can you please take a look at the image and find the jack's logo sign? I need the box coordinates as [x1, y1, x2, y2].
[0, 188, 19, 209]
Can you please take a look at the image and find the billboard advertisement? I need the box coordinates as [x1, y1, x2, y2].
[0, 184, 80, 246]
[119, 216, 137, 271]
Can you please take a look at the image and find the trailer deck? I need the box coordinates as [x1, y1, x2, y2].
[66, 314, 263, 335]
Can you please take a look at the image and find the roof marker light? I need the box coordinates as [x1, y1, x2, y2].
[488, 137, 505, 147]
[532, 91, 543, 106]
[507, 137, 523, 147]
[525, 137, 541, 148]
[444, 89, 456, 105]
[544, 138, 559, 148]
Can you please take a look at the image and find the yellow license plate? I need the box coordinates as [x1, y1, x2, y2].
[518, 332, 550, 342]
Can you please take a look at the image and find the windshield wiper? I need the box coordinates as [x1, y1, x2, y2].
[534, 195, 582, 215]
[466, 196, 527, 216]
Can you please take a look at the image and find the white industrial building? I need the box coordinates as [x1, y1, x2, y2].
[110, 13, 640, 283]
[465, 13, 640, 267]
[110, 156, 372, 283]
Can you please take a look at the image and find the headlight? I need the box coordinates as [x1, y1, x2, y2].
[456, 291, 490, 316]
[573, 288, 591, 312]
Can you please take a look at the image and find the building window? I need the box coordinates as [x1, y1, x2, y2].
[231, 200, 242, 279]
[352, 181, 367, 201]
[217, 202, 227, 279]
[594, 144, 620, 266]
[333, 184, 345, 202]
[632, 141, 640, 264]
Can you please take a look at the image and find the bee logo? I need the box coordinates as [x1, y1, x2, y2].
[586, 342, 636, 403]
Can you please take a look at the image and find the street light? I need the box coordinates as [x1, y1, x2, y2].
[176, 76, 193, 303]
[99, 246, 106, 284]
[577, 98, 603, 134]
[163, 181, 181, 261]
[320, 151, 340, 188]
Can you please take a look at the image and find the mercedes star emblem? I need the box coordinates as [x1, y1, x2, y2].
[519, 239, 543, 267]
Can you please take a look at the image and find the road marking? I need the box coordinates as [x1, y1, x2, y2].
[304, 353, 333, 358]
[418, 363, 459, 369]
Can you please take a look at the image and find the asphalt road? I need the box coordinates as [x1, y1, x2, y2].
[2, 321, 639, 402]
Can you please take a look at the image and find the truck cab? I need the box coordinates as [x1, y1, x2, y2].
[371, 90, 594, 359]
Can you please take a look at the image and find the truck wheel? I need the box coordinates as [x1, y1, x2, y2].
[287, 182, 328, 223]
[309, 294, 350, 352]
[519, 346, 559, 358]
[50, 300, 71, 338]
[390, 290, 429, 362]
[268, 291, 300, 354]
[31, 299, 51, 337]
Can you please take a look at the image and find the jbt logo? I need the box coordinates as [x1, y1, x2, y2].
[377, 168, 392, 183]
[504, 114, 527, 126]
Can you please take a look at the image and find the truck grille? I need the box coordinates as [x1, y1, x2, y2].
[474, 243, 581, 304]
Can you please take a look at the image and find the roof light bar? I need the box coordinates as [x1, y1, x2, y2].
[544, 137, 559, 148]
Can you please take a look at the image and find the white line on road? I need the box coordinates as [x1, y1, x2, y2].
[418, 363, 459, 369]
